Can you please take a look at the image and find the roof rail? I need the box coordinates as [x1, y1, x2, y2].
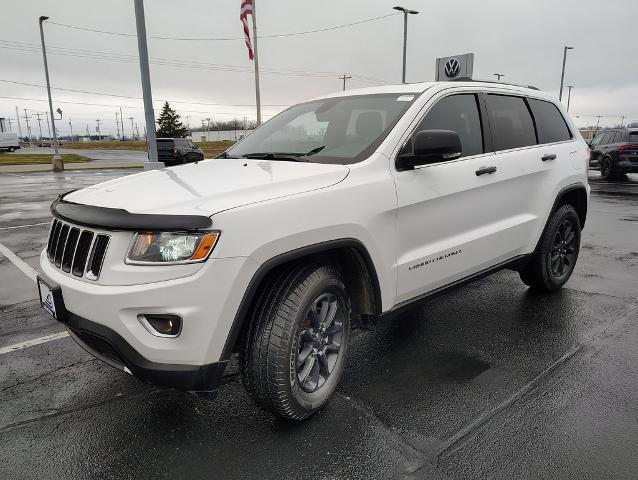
[448, 77, 540, 91]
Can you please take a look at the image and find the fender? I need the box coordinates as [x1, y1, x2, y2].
[533, 182, 588, 253]
[219, 238, 382, 360]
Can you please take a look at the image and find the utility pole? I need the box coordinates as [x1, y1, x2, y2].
[135, 123, 140, 140]
[493, 73, 505, 81]
[39, 15, 63, 170]
[96, 118, 101, 141]
[128, 117, 135, 140]
[115, 111, 121, 140]
[120, 106, 124, 140]
[558, 46, 574, 101]
[566, 85, 573, 112]
[339, 73, 352, 91]
[15, 106, 23, 140]
[133, 0, 160, 168]
[33, 112, 44, 143]
[620, 115, 626, 127]
[243, 116, 247, 137]
[393, 6, 419, 84]
[205, 117, 211, 140]
[68, 117, 73, 141]
[23, 109, 32, 146]
[186, 115, 191, 137]
[5, 118, 12, 132]
[595, 115, 602, 132]
[45, 111, 51, 141]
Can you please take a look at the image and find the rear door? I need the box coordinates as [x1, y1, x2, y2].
[487, 94, 576, 253]
[393, 91, 509, 304]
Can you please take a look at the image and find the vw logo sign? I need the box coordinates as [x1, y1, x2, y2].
[444, 58, 461, 78]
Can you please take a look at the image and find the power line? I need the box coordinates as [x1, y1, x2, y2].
[0, 39, 388, 84]
[45, 13, 397, 41]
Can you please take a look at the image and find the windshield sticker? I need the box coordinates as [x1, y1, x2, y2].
[396, 95, 415, 102]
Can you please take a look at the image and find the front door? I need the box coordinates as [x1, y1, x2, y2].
[392, 92, 510, 305]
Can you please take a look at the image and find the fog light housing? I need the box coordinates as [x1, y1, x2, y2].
[138, 314, 182, 338]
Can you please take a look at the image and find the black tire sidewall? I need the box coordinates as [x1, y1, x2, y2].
[287, 273, 351, 414]
[601, 157, 612, 179]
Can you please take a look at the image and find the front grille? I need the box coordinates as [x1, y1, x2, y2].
[47, 219, 110, 280]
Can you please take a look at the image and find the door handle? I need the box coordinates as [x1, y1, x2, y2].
[475, 166, 497, 176]
[542, 154, 557, 162]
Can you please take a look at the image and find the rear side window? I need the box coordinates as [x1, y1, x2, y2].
[629, 132, 638, 143]
[414, 94, 484, 157]
[486, 95, 537, 151]
[528, 99, 572, 143]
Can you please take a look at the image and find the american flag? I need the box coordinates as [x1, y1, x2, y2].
[240, 0, 254, 60]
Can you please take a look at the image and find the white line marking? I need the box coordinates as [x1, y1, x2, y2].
[0, 241, 39, 282]
[0, 221, 50, 231]
[0, 331, 69, 355]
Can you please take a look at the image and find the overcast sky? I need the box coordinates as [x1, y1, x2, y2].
[1, 0, 637, 137]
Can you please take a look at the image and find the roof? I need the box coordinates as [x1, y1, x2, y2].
[311, 80, 548, 102]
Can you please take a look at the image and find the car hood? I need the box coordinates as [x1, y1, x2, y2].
[64, 159, 350, 216]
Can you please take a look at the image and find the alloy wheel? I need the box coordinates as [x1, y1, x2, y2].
[550, 219, 577, 277]
[296, 292, 344, 393]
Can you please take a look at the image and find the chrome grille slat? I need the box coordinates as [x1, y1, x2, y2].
[46, 220, 109, 280]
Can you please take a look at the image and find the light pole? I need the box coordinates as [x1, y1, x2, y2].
[559, 46, 574, 101]
[133, 0, 160, 168]
[39, 16, 63, 171]
[494, 73, 505, 81]
[339, 73, 351, 91]
[566, 85, 573, 112]
[393, 6, 419, 84]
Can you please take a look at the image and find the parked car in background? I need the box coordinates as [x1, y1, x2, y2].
[0, 132, 20, 152]
[588, 127, 638, 180]
[156, 138, 204, 166]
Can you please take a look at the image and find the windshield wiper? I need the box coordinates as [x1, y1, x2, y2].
[241, 152, 307, 162]
[241, 146, 326, 162]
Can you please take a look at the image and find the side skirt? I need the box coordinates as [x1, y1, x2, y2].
[379, 254, 532, 321]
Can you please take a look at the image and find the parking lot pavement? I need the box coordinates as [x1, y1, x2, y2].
[0, 170, 637, 479]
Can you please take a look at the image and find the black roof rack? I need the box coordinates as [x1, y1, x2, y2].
[448, 77, 540, 91]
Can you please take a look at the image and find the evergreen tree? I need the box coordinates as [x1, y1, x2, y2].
[155, 101, 189, 138]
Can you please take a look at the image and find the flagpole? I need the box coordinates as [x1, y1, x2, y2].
[251, 0, 262, 126]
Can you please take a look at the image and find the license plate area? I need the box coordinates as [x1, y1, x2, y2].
[37, 276, 67, 322]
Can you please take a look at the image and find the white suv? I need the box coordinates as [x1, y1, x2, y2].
[38, 81, 589, 419]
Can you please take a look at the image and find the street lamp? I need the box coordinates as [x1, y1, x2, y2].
[493, 73, 505, 81]
[38, 15, 63, 171]
[559, 46, 574, 101]
[393, 6, 419, 84]
[566, 85, 574, 112]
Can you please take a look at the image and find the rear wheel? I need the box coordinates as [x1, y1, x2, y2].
[519, 204, 581, 291]
[240, 263, 350, 420]
[7, 146, 15, 152]
[600, 156, 625, 181]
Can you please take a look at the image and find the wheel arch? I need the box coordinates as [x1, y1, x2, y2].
[220, 238, 382, 360]
[533, 183, 588, 255]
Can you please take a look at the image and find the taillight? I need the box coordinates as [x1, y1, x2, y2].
[617, 143, 638, 151]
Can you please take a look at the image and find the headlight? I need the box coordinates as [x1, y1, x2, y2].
[126, 231, 220, 264]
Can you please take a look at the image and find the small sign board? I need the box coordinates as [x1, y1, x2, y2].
[436, 53, 474, 81]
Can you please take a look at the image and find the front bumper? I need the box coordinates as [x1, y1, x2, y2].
[66, 311, 227, 391]
[40, 249, 258, 385]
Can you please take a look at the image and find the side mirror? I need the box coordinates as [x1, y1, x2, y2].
[396, 130, 462, 171]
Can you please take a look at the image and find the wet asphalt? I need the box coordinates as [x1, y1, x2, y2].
[0, 169, 637, 479]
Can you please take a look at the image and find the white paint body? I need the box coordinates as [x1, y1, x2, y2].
[0, 132, 20, 150]
[41, 81, 590, 367]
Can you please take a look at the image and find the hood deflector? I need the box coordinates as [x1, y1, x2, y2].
[51, 191, 213, 232]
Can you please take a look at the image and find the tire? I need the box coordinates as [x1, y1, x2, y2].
[240, 262, 351, 420]
[519, 204, 581, 291]
[600, 156, 624, 181]
[7, 146, 15, 152]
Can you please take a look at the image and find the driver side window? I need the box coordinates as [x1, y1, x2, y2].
[407, 94, 484, 158]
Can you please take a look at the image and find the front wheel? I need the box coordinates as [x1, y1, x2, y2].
[519, 204, 581, 291]
[240, 263, 350, 420]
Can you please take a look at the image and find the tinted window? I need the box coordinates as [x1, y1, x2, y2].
[528, 99, 572, 143]
[601, 132, 614, 145]
[413, 94, 483, 157]
[629, 132, 638, 143]
[486, 95, 537, 150]
[591, 133, 605, 146]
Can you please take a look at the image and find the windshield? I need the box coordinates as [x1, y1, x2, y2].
[224, 93, 418, 164]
